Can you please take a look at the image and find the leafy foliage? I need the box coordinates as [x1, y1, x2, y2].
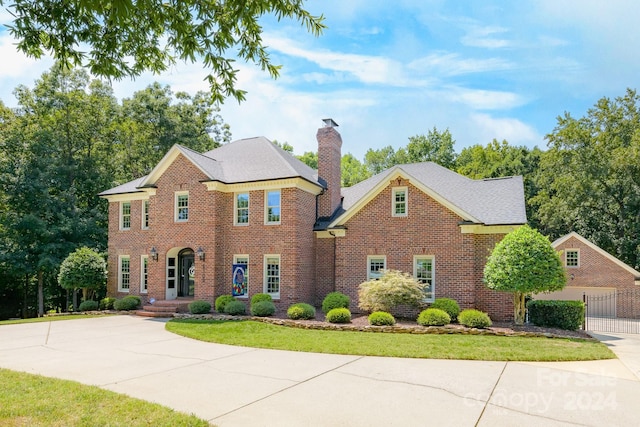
[250, 300, 276, 317]
[3, 0, 326, 103]
[78, 300, 99, 311]
[287, 303, 316, 320]
[215, 295, 235, 313]
[325, 307, 351, 324]
[58, 247, 107, 293]
[357, 270, 426, 313]
[484, 225, 565, 324]
[430, 298, 460, 321]
[458, 309, 492, 329]
[368, 311, 396, 326]
[113, 296, 141, 311]
[250, 293, 273, 307]
[321, 292, 350, 314]
[99, 297, 116, 310]
[188, 300, 212, 315]
[527, 300, 585, 331]
[417, 308, 451, 326]
[223, 300, 246, 315]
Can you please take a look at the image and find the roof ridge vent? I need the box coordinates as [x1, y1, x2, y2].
[322, 118, 339, 128]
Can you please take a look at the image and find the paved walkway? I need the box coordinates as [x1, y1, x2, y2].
[1, 315, 639, 426]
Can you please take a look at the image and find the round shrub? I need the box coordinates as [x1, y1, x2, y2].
[368, 311, 395, 326]
[113, 295, 141, 311]
[223, 300, 246, 315]
[189, 300, 212, 314]
[250, 293, 273, 307]
[78, 300, 99, 312]
[99, 297, 116, 310]
[251, 300, 276, 317]
[325, 307, 351, 324]
[215, 295, 235, 313]
[417, 308, 451, 326]
[430, 298, 460, 320]
[287, 303, 316, 320]
[322, 292, 350, 314]
[458, 309, 492, 329]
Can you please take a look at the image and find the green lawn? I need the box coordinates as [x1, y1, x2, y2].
[166, 319, 615, 362]
[0, 314, 113, 325]
[0, 369, 211, 427]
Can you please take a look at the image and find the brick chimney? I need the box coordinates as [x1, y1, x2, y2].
[317, 118, 342, 219]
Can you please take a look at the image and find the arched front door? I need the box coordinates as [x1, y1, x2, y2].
[178, 248, 195, 298]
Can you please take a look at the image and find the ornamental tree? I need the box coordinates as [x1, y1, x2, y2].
[483, 225, 565, 325]
[58, 247, 107, 303]
[358, 270, 426, 313]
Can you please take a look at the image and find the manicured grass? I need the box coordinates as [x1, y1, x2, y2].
[0, 369, 211, 427]
[166, 319, 615, 362]
[0, 314, 113, 325]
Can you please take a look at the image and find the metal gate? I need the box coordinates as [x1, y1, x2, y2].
[584, 289, 640, 334]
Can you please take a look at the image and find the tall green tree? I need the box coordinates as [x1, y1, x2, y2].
[58, 247, 107, 304]
[341, 153, 370, 187]
[533, 88, 640, 268]
[484, 225, 566, 325]
[404, 127, 456, 168]
[2, 0, 326, 103]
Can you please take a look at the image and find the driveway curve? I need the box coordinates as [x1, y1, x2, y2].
[1, 315, 639, 426]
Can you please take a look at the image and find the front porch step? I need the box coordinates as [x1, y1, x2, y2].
[135, 299, 192, 318]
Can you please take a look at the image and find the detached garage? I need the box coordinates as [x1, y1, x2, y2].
[532, 232, 640, 319]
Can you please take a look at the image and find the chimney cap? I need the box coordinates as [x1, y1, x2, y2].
[322, 118, 339, 128]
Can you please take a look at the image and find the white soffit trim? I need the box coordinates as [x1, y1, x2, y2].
[205, 178, 323, 195]
[329, 168, 481, 228]
[553, 231, 640, 278]
[459, 224, 521, 235]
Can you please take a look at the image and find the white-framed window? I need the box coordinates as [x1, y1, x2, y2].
[367, 255, 386, 280]
[120, 201, 131, 230]
[264, 255, 280, 298]
[175, 192, 189, 222]
[118, 255, 130, 292]
[142, 200, 149, 229]
[265, 190, 281, 224]
[235, 193, 249, 225]
[392, 187, 408, 217]
[140, 255, 149, 293]
[414, 256, 435, 302]
[233, 255, 249, 298]
[566, 249, 579, 268]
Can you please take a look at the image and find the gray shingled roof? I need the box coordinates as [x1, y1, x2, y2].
[339, 162, 526, 225]
[100, 138, 322, 196]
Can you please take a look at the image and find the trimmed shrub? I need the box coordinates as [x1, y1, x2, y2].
[251, 300, 276, 317]
[417, 308, 451, 326]
[325, 307, 351, 324]
[223, 300, 246, 315]
[251, 293, 273, 307]
[430, 298, 460, 321]
[99, 297, 116, 310]
[322, 292, 350, 314]
[189, 300, 212, 315]
[287, 303, 316, 320]
[458, 309, 492, 329]
[358, 270, 425, 313]
[78, 300, 99, 312]
[113, 295, 141, 311]
[215, 295, 235, 313]
[368, 311, 396, 326]
[527, 300, 585, 331]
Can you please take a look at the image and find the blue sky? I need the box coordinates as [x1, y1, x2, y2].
[1, 1, 639, 160]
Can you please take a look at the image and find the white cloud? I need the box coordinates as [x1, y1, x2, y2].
[447, 87, 525, 110]
[470, 113, 541, 146]
[408, 52, 512, 76]
[461, 25, 512, 49]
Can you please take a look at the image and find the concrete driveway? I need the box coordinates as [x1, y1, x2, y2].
[1, 315, 639, 427]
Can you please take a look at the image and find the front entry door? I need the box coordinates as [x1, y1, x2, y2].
[179, 250, 195, 297]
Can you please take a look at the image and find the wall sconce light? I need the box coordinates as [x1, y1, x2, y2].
[570, 273, 575, 280]
[150, 247, 158, 261]
[197, 247, 205, 261]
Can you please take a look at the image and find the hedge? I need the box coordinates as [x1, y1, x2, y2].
[527, 300, 585, 331]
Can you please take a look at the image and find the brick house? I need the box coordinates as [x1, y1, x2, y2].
[100, 119, 526, 320]
[534, 232, 640, 317]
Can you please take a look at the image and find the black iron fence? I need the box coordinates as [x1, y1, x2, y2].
[584, 289, 640, 334]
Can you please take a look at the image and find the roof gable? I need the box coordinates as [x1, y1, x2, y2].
[553, 232, 640, 278]
[332, 162, 526, 228]
[139, 145, 219, 188]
